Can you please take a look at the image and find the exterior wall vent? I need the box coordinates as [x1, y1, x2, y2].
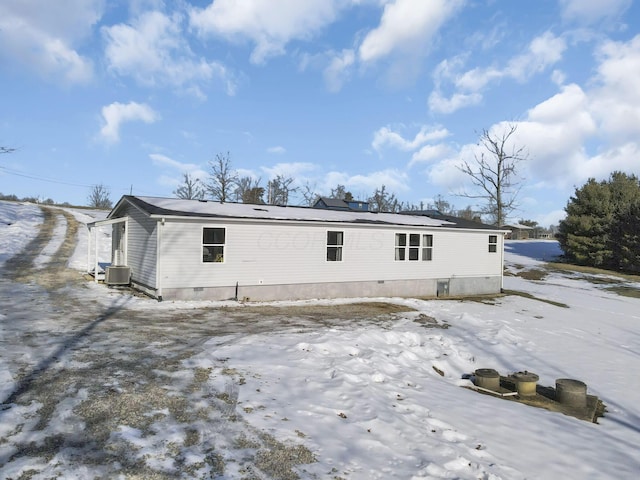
[105, 266, 131, 285]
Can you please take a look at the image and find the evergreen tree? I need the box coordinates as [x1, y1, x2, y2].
[558, 172, 640, 269]
[612, 198, 640, 272]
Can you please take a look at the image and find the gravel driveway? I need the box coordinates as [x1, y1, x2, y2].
[0, 206, 412, 479]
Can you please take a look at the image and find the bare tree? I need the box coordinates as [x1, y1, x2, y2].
[457, 124, 527, 226]
[457, 205, 482, 222]
[368, 185, 401, 212]
[431, 194, 454, 214]
[88, 184, 112, 209]
[267, 175, 297, 205]
[174, 172, 205, 200]
[205, 152, 238, 202]
[300, 181, 319, 206]
[329, 184, 354, 201]
[235, 176, 265, 204]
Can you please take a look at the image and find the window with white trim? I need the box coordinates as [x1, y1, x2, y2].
[408, 234, 420, 260]
[395, 233, 407, 260]
[422, 234, 433, 261]
[488, 235, 498, 253]
[395, 233, 433, 261]
[327, 231, 344, 261]
[203, 227, 225, 262]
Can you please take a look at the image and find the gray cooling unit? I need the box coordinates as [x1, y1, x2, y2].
[105, 266, 131, 285]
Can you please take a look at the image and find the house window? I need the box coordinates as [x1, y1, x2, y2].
[488, 235, 498, 253]
[422, 234, 433, 261]
[203, 227, 225, 262]
[395, 233, 407, 260]
[327, 231, 343, 261]
[396, 233, 433, 261]
[409, 234, 420, 260]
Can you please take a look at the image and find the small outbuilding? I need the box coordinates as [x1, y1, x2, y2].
[502, 223, 535, 240]
[88, 196, 508, 302]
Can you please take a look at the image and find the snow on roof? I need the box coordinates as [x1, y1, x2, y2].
[118, 196, 462, 228]
[502, 222, 535, 230]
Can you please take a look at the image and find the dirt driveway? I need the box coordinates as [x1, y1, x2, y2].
[0, 206, 412, 479]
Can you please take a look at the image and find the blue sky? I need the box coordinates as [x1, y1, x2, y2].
[1, 0, 639, 226]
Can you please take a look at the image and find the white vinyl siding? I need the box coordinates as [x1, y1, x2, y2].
[156, 220, 503, 290]
[120, 204, 157, 287]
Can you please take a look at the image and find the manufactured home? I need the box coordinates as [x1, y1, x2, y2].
[88, 195, 507, 301]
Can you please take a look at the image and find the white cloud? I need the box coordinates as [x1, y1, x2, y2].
[410, 144, 452, 167]
[590, 35, 640, 142]
[359, 0, 462, 64]
[428, 90, 483, 114]
[430, 31, 567, 114]
[512, 35, 640, 188]
[267, 146, 286, 154]
[99, 101, 160, 144]
[189, 0, 344, 64]
[372, 125, 450, 152]
[150, 153, 208, 188]
[149, 153, 201, 172]
[103, 10, 236, 96]
[0, 0, 102, 83]
[321, 169, 410, 196]
[559, 0, 631, 25]
[261, 162, 317, 180]
[323, 49, 356, 92]
[505, 31, 567, 82]
[428, 30, 640, 199]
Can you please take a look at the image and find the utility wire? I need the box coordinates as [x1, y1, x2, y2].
[0, 165, 167, 197]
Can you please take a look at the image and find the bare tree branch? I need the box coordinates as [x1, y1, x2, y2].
[267, 175, 297, 205]
[300, 181, 319, 206]
[174, 172, 205, 200]
[205, 152, 238, 202]
[457, 124, 527, 226]
[87, 184, 112, 209]
[235, 176, 265, 204]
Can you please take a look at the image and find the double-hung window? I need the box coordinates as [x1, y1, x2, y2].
[327, 231, 343, 261]
[488, 235, 498, 253]
[396, 233, 434, 261]
[395, 233, 407, 260]
[422, 234, 433, 261]
[203, 227, 225, 262]
[408, 234, 421, 260]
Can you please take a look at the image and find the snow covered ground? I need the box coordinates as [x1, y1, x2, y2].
[1, 200, 639, 479]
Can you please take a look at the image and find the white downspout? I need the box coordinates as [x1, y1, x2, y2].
[156, 218, 164, 300]
[124, 219, 129, 266]
[94, 225, 100, 283]
[500, 232, 505, 291]
[87, 225, 91, 275]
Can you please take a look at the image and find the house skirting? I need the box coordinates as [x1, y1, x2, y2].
[154, 276, 502, 302]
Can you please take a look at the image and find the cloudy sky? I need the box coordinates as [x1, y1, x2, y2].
[1, 0, 638, 226]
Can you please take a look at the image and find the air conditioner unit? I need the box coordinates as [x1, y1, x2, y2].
[105, 266, 131, 285]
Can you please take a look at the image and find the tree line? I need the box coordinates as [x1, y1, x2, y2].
[172, 152, 487, 220]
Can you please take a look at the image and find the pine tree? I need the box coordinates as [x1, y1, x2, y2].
[612, 198, 640, 272]
[558, 172, 640, 270]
